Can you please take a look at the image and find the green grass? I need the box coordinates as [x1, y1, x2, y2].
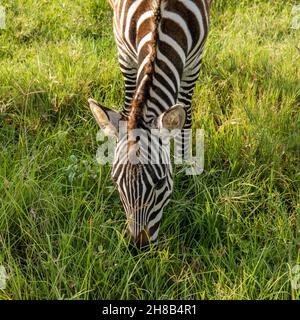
[0, 0, 299, 300]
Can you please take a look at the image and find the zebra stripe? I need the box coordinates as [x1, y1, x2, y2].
[106, 0, 211, 246]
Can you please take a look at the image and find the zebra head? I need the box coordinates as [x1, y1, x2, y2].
[89, 98, 186, 246]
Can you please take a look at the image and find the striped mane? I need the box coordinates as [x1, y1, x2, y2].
[128, 0, 162, 131]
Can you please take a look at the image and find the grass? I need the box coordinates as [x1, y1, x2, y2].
[0, 0, 299, 300]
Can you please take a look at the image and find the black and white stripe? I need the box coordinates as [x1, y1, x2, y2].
[98, 0, 211, 246]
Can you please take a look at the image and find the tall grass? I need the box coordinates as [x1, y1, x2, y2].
[0, 0, 299, 299]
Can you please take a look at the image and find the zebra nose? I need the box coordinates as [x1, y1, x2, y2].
[128, 228, 150, 247]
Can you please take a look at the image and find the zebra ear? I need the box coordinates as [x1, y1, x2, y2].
[157, 104, 186, 130]
[88, 98, 122, 137]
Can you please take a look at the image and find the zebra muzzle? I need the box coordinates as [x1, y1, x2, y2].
[127, 226, 151, 247]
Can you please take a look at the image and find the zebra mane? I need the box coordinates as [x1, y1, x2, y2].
[128, 0, 162, 131]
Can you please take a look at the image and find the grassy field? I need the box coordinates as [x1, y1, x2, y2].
[0, 0, 299, 300]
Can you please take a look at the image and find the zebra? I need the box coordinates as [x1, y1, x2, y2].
[89, 0, 211, 247]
